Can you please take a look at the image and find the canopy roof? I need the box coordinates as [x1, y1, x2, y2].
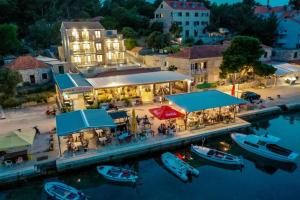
[55, 73, 92, 92]
[87, 71, 191, 89]
[56, 109, 116, 136]
[0, 130, 35, 151]
[149, 105, 184, 120]
[270, 62, 300, 76]
[166, 90, 247, 113]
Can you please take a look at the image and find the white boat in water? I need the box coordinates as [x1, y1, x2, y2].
[161, 152, 199, 182]
[231, 133, 298, 163]
[191, 145, 243, 166]
[44, 182, 86, 200]
[97, 165, 139, 183]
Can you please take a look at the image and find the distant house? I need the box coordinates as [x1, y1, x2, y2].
[166, 44, 228, 84]
[255, 5, 300, 59]
[4, 55, 52, 86]
[152, 0, 210, 41]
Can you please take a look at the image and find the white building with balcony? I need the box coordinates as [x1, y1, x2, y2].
[152, 0, 210, 41]
[60, 22, 126, 71]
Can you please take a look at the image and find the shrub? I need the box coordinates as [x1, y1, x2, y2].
[2, 97, 22, 108]
[196, 82, 217, 89]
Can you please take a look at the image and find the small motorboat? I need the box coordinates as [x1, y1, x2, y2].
[161, 152, 199, 182]
[191, 145, 243, 166]
[44, 182, 86, 200]
[231, 133, 298, 163]
[97, 165, 139, 183]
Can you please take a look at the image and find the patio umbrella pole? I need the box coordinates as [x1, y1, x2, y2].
[58, 135, 62, 157]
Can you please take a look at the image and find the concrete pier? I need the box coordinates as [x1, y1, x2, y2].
[56, 118, 250, 171]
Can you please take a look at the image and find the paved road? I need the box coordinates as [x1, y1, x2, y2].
[1, 85, 300, 135]
[0, 104, 55, 135]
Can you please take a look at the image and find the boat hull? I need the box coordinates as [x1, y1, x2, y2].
[231, 133, 298, 163]
[44, 182, 85, 200]
[97, 165, 138, 183]
[191, 145, 243, 166]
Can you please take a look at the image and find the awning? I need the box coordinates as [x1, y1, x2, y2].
[166, 90, 247, 113]
[54, 73, 92, 92]
[0, 130, 35, 151]
[149, 105, 184, 120]
[270, 62, 300, 76]
[56, 109, 116, 136]
[87, 71, 191, 89]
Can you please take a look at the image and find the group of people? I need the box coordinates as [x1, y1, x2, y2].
[136, 115, 151, 127]
[66, 134, 89, 153]
[158, 123, 176, 135]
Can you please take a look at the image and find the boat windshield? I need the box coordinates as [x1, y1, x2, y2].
[244, 141, 259, 148]
[257, 140, 267, 146]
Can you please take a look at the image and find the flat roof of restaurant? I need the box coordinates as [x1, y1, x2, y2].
[270, 62, 300, 76]
[56, 109, 116, 136]
[166, 90, 247, 113]
[55, 73, 92, 91]
[87, 71, 191, 89]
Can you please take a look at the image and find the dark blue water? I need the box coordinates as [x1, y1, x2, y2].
[1, 112, 300, 200]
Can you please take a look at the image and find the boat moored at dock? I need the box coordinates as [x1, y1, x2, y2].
[97, 165, 139, 183]
[191, 145, 244, 166]
[161, 152, 199, 182]
[231, 133, 298, 163]
[44, 182, 86, 200]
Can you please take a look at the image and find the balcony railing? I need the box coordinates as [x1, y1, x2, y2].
[70, 49, 96, 55]
[191, 69, 207, 75]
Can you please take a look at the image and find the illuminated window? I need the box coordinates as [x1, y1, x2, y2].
[72, 29, 78, 38]
[82, 29, 89, 40]
[95, 31, 101, 38]
[97, 55, 103, 62]
[74, 56, 81, 63]
[86, 55, 91, 63]
[83, 43, 90, 49]
[113, 42, 119, 50]
[107, 52, 112, 60]
[96, 43, 102, 50]
[73, 44, 79, 51]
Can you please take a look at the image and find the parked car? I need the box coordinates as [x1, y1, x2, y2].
[241, 91, 261, 102]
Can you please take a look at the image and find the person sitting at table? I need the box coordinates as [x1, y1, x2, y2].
[158, 125, 163, 134]
[136, 115, 141, 125]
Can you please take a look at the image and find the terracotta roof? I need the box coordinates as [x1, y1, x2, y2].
[4, 55, 49, 70]
[169, 45, 228, 59]
[254, 6, 286, 14]
[94, 67, 161, 78]
[61, 21, 104, 30]
[165, 1, 208, 11]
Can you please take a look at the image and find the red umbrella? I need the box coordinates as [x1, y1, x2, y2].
[149, 106, 184, 120]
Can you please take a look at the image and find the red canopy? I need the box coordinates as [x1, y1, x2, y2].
[149, 106, 184, 120]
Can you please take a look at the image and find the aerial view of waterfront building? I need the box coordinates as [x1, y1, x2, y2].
[1, 0, 300, 200]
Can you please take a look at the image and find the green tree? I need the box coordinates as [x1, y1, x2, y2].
[169, 22, 182, 38]
[150, 22, 163, 32]
[183, 37, 195, 47]
[0, 24, 20, 56]
[26, 19, 61, 49]
[0, 67, 22, 101]
[121, 27, 137, 38]
[124, 38, 137, 50]
[220, 36, 275, 80]
[146, 31, 170, 49]
[101, 16, 119, 29]
[289, 0, 300, 10]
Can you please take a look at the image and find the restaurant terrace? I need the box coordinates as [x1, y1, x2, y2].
[55, 71, 192, 111]
[54, 90, 248, 158]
